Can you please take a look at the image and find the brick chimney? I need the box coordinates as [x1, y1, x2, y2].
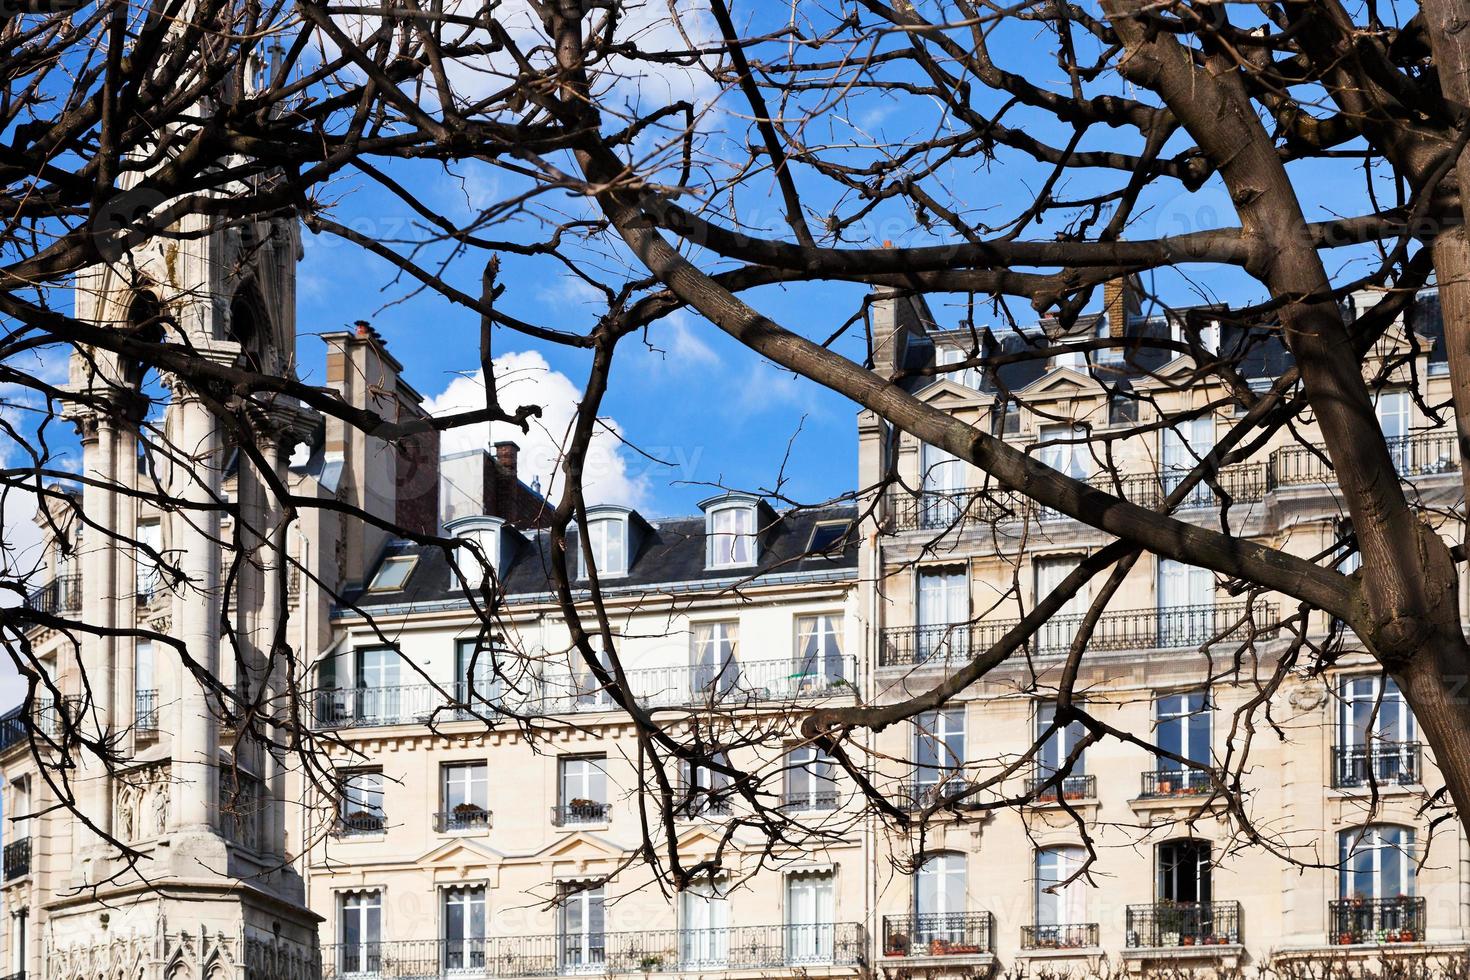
[1104, 278, 1139, 338]
[494, 440, 519, 478]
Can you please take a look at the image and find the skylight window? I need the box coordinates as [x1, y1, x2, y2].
[367, 555, 417, 592]
[806, 520, 851, 555]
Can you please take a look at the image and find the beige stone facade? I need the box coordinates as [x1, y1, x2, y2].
[6, 270, 1470, 980]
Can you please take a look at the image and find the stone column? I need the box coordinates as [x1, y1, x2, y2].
[255, 431, 286, 866]
[170, 384, 222, 841]
[76, 411, 116, 854]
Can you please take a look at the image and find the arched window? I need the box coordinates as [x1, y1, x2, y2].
[1035, 846, 1087, 927]
[1339, 825, 1415, 900]
[915, 852, 967, 943]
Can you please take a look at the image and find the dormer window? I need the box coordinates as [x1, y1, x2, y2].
[575, 505, 646, 580]
[582, 517, 627, 577]
[697, 492, 764, 570]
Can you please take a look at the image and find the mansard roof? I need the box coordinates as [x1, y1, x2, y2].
[345, 502, 859, 611]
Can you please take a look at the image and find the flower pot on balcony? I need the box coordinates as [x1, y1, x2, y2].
[1337, 932, 1354, 945]
[884, 935, 910, 956]
[1182, 936, 1196, 946]
[929, 939, 949, 956]
[1400, 930, 1415, 942]
[1161, 932, 1181, 947]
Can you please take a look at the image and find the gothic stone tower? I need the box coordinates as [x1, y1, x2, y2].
[35, 193, 324, 978]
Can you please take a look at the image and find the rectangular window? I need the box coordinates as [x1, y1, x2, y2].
[785, 872, 835, 964]
[442, 885, 487, 971]
[135, 640, 157, 734]
[454, 638, 502, 716]
[1034, 557, 1088, 652]
[337, 890, 382, 975]
[914, 708, 966, 804]
[916, 569, 969, 662]
[441, 762, 489, 831]
[9, 778, 28, 842]
[1036, 701, 1086, 778]
[1376, 390, 1411, 470]
[559, 883, 606, 973]
[794, 615, 845, 690]
[1155, 692, 1211, 780]
[339, 770, 385, 835]
[920, 442, 966, 527]
[680, 754, 731, 818]
[1162, 417, 1216, 506]
[574, 636, 616, 710]
[1158, 839, 1212, 904]
[681, 879, 729, 967]
[1156, 559, 1214, 647]
[581, 518, 627, 578]
[785, 746, 838, 811]
[135, 519, 161, 600]
[709, 506, 757, 567]
[692, 622, 739, 697]
[1038, 423, 1090, 480]
[1337, 676, 1417, 787]
[354, 646, 401, 724]
[559, 756, 608, 824]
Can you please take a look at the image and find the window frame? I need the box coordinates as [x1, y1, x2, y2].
[366, 554, 417, 592]
[579, 516, 629, 579]
[707, 503, 758, 569]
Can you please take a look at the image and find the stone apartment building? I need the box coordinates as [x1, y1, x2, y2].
[3, 196, 1470, 980]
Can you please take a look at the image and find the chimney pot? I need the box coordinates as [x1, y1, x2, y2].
[355, 319, 371, 337]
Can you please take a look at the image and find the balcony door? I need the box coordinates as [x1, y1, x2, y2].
[1155, 692, 1210, 786]
[916, 569, 968, 662]
[914, 709, 966, 804]
[1162, 417, 1215, 506]
[1340, 825, 1415, 900]
[1036, 702, 1086, 780]
[1035, 846, 1087, 929]
[454, 639, 501, 715]
[1156, 560, 1214, 647]
[338, 890, 382, 977]
[916, 852, 966, 943]
[573, 636, 616, 711]
[794, 615, 844, 691]
[355, 646, 401, 724]
[1038, 423, 1090, 480]
[692, 622, 739, 699]
[920, 442, 966, 526]
[443, 885, 486, 972]
[1376, 390, 1410, 470]
[1158, 839, 1212, 904]
[785, 872, 834, 964]
[1338, 676, 1416, 786]
[559, 884, 606, 973]
[441, 762, 489, 830]
[785, 746, 838, 810]
[559, 756, 608, 823]
[1034, 557, 1089, 653]
[680, 879, 729, 967]
[134, 640, 156, 731]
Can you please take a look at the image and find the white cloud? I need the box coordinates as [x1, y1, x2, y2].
[424, 350, 652, 509]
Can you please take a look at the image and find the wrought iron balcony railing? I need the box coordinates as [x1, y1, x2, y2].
[134, 689, 159, 739]
[320, 924, 865, 978]
[1328, 897, 1425, 945]
[1333, 742, 1422, 789]
[1138, 769, 1214, 799]
[1125, 901, 1241, 947]
[22, 575, 80, 619]
[551, 802, 612, 827]
[881, 912, 993, 958]
[3, 838, 30, 880]
[896, 779, 974, 812]
[311, 654, 858, 731]
[1021, 923, 1098, 950]
[781, 790, 840, 812]
[1025, 774, 1096, 803]
[879, 601, 1279, 667]
[1271, 432, 1458, 488]
[333, 812, 386, 837]
[0, 704, 28, 755]
[435, 807, 492, 832]
[882, 465, 1269, 533]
